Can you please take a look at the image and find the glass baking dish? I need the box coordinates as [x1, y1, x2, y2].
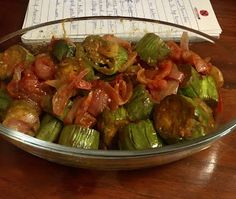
[0, 16, 236, 170]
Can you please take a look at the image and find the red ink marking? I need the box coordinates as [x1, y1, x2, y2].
[200, 10, 209, 16]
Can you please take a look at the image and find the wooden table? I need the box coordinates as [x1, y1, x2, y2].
[0, 0, 236, 198]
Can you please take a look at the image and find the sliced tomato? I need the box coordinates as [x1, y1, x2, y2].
[34, 54, 56, 80]
[7, 69, 46, 104]
[94, 80, 119, 111]
[155, 59, 173, 80]
[137, 60, 173, 89]
[87, 89, 109, 116]
[73, 93, 97, 127]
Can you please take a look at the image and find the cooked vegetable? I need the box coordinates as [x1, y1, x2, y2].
[7, 69, 46, 105]
[51, 39, 76, 62]
[179, 64, 219, 106]
[0, 45, 34, 80]
[135, 33, 170, 66]
[198, 75, 219, 106]
[83, 35, 117, 61]
[59, 125, 99, 149]
[56, 56, 95, 82]
[57, 100, 73, 121]
[41, 94, 73, 121]
[178, 64, 201, 97]
[97, 107, 129, 149]
[0, 33, 223, 151]
[182, 50, 211, 74]
[82, 35, 128, 75]
[75, 43, 95, 80]
[34, 54, 56, 81]
[52, 69, 91, 117]
[125, 84, 154, 121]
[2, 100, 40, 136]
[92, 46, 128, 75]
[36, 113, 63, 142]
[0, 88, 12, 121]
[153, 94, 215, 144]
[119, 119, 163, 150]
[209, 65, 224, 88]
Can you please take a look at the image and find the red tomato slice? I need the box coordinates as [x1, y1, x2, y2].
[73, 93, 97, 127]
[94, 80, 120, 111]
[7, 69, 46, 104]
[137, 59, 173, 90]
[155, 59, 173, 80]
[87, 89, 109, 116]
[34, 54, 56, 80]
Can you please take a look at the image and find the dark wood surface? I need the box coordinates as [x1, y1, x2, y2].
[1, 0, 236, 198]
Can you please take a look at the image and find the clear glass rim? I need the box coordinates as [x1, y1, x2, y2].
[0, 16, 219, 44]
[0, 16, 235, 158]
[1, 119, 236, 158]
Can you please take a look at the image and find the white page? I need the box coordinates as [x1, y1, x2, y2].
[22, 0, 222, 42]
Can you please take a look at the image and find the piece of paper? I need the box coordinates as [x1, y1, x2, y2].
[22, 0, 222, 42]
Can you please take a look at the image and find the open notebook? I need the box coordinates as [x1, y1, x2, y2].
[22, 0, 222, 42]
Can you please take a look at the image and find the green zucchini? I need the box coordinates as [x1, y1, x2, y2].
[119, 119, 163, 150]
[59, 125, 100, 149]
[125, 84, 154, 121]
[36, 113, 63, 142]
[135, 33, 170, 66]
